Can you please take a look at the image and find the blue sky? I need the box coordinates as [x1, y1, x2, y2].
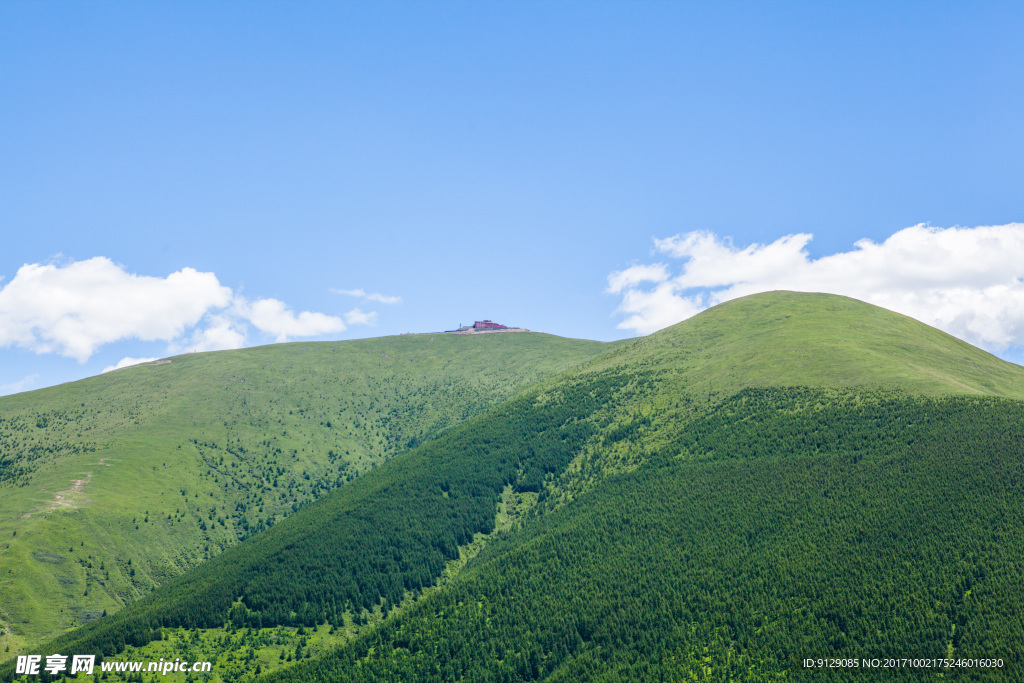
[2, 1, 1023, 395]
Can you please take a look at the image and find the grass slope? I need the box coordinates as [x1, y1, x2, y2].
[598, 291, 1024, 399]
[0, 332, 611, 649]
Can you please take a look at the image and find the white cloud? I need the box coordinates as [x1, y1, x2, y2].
[331, 288, 402, 304]
[182, 314, 249, 353]
[654, 232, 816, 289]
[606, 263, 670, 294]
[0, 257, 231, 361]
[609, 223, 1024, 351]
[102, 357, 160, 373]
[614, 282, 707, 334]
[343, 308, 377, 326]
[0, 257, 361, 361]
[245, 298, 347, 343]
[366, 292, 401, 304]
[0, 374, 39, 396]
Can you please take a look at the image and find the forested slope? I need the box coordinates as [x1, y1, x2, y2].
[266, 389, 1024, 682]
[0, 332, 611, 648]
[28, 370, 633, 661]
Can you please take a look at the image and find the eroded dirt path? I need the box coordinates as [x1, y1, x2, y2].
[22, 457, 108, 517]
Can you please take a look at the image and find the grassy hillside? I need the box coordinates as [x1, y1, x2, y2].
[598, 291, 1024, 399]
[544, 291, 1024, 508]
[23, 370, 632, 670]
[10, 292, 1024, 682]
[0, 332, 611, 649]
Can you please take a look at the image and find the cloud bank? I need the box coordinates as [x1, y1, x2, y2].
[0, 257, 374, 362]
[0, 258, 232, 361]
[245, 298, 347, 343]
[608, 223, 1024, 352]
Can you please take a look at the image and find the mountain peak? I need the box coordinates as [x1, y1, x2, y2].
[612, 291, 1024, 398]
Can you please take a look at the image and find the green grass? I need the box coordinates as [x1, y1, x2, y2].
[597, 291, 1024, 399]
[0, 332, 611, 649]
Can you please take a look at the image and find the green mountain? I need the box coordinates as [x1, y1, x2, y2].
[0, 333, 613, 650]
[8, 292, 1024, 682]
[593, 290, 1024, 398]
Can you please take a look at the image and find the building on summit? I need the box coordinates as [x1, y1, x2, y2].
[473, 320, 507, 330]
[446, 319, 526, 334]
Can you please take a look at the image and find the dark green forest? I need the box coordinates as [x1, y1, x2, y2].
[259, 390, 1024, 682]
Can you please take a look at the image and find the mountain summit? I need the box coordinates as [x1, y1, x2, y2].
[608, 291, 1024, 398]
